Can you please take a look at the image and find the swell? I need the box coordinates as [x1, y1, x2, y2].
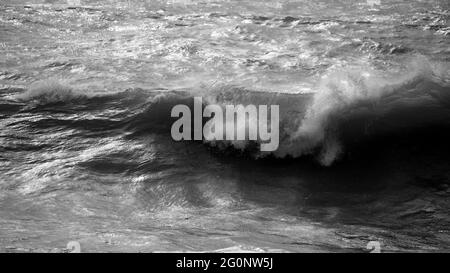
[273, 57, 450, 165]
[123, 64, 450, 166]
[4, 57, 450, 166]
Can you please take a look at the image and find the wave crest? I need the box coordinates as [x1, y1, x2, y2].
[275, 57, 450, 165]
[14, 80, 87, 105]
[10, 57, 450, 166]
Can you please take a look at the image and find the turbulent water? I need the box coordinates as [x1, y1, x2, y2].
[1, 0, 450, 252]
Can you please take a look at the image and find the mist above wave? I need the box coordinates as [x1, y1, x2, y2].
[274, 56, 450, 165]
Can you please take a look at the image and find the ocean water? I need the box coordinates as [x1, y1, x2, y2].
[0, 0, 449, 252]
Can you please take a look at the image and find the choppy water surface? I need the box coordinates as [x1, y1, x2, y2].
[0, 0, 449, 252]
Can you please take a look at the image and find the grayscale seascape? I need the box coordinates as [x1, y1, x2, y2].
[0, 0, 449, 252]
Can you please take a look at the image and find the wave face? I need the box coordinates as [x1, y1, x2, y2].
[276, 57, 450, 165]
[87, 56, 448, 166]
[1, 0, 450, 253]
[12, 56, 450, 166]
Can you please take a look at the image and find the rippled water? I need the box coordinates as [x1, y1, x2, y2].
[0, 0, 449, 252]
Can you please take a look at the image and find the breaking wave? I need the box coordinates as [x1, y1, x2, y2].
[10, 57, 450, 166]
[193, 56, 450, 165]
[13, 80, 88, 104]
[275, 57, 450, 164]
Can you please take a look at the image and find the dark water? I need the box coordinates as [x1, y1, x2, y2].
[0, 0, 449, 252]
